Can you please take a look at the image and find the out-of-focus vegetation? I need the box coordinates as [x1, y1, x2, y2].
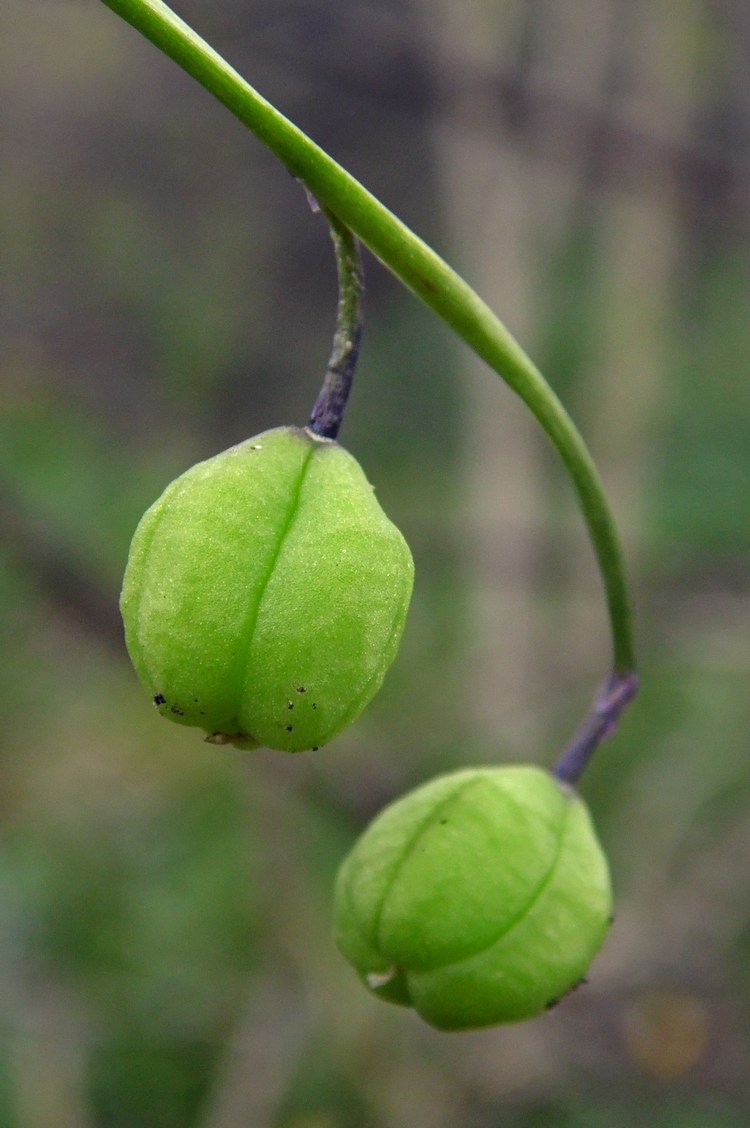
[2, 1, 749, 1125]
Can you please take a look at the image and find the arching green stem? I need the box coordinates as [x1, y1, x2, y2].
[99, 0, 637, 677]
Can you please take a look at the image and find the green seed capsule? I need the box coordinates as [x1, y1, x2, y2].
[120, 426, 413, 752]
[333, 764, 612, 1030]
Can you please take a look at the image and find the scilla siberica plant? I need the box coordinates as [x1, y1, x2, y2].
[106, 0, 638, 1030]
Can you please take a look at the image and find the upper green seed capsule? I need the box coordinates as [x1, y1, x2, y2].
[333, 764, 612, 1031]
[120, 426, 414, 752]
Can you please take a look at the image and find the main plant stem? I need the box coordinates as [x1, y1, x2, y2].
[99, 0, 638, 696]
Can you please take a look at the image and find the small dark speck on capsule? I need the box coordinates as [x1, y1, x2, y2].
[286, 725, 293, 732]
[154, 694, 166, 705]
[287, 701, 294, 710]
[312, 702, 317, 709]
[439, 818, 448, 825]
[312, 746, 319, 751]
[295, 685, 306, 694]
[170, 705, 184, 716]
[547, 975, 588, 1011]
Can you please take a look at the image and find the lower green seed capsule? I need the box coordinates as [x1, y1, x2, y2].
[120, 426, 413, 752]
[333, 764, 612, 1030]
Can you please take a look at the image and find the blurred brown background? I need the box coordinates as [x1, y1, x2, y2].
[2, 1, 750, 1125]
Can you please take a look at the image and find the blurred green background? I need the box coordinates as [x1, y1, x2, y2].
[2, 1, 750, 1125]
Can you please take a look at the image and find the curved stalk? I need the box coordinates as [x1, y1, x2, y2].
[308, 210, 363, 440]
[553, 670, 639, 785]
[99, 0, 637, 677]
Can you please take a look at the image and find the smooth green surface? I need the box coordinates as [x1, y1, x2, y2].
[334, 766, 612, 1030]
[121, 426, 414, 751]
